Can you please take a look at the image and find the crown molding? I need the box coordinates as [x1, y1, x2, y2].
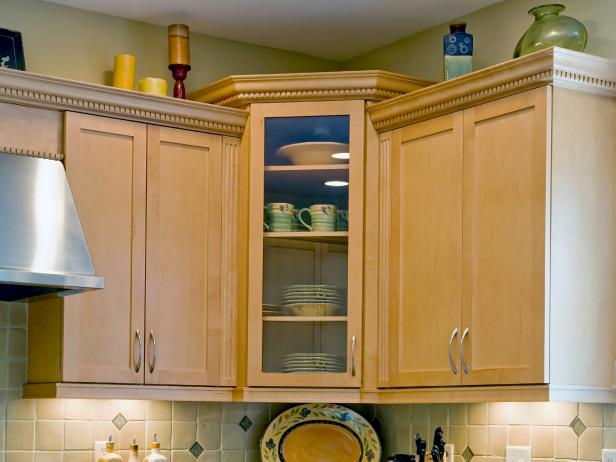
[188, 70, 434, 107]
[368, 47, 616, 133]
[0, 68, 247, 136]
[1, 145, 64, 161]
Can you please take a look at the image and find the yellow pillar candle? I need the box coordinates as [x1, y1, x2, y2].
[138, 77, 168, 97]
[168, 24, 190, 65]
[112, 54, 136, 90]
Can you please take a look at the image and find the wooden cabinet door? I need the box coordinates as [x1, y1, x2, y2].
[145, 126, 223, 386]
[379, 113, 463, 387]
[63, 112, 146, 384]
[461, 88, 549, 385]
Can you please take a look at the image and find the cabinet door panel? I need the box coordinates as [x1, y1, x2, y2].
[381, 113, 463, 387]
[145, 126, 222, 386]
[461, 88, 549, 385]
[63, 112, 146, 384]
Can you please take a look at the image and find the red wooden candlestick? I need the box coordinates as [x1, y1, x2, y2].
[169, 64, 191, 99]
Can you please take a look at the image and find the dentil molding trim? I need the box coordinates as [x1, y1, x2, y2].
[188, 70, 434, 107]
[368, 47, 616, 133]
[0, 68, 248, 136]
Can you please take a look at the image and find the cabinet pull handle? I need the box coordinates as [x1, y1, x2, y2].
[460, 327, 470, 375]
[351, 335, 356, 377]
[134, 329, 142, 373]
[149, 330, 157, 374]
[448, 327, 458, 374]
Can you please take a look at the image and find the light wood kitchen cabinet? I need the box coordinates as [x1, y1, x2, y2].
[145, 126, 223, 386]
[60, 112, 147, 384]
[461, 89, 548, 385]
[381, 113, 463, 387]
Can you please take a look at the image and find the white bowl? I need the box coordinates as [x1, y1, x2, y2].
[276, 142, 350, 165]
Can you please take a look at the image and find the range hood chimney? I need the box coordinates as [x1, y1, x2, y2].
[0, 152, 103, 302]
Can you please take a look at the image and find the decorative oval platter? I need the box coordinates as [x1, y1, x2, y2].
[261, 403, 381, 462]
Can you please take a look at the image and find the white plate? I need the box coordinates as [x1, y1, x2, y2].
[276, 142, 350, 165]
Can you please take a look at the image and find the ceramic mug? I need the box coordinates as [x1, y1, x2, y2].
[298, 204, 337, 232]
[336, 210, 349, 231]
[264, 202, 295, 232]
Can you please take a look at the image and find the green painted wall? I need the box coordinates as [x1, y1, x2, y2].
[2, 0, 340, 92]
[345, 0, 616, 82]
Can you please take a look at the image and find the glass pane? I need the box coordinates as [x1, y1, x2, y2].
[261, 114, 350, 376]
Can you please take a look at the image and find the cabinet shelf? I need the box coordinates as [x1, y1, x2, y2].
[264, 231, 348, 243]
[263, 316, 348, 322]
[264, 164, 349, 172]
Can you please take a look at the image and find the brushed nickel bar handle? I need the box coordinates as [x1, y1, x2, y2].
[448, 327, 459, 375]
[460, 327, 470, 375]
[351, 335, 357, 377]
[134, 329, 142, 373]
[149, 330, 157, 374]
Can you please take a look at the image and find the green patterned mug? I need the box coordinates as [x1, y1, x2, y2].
[264, 202, 295, 232]
[298, 204, 337, 232]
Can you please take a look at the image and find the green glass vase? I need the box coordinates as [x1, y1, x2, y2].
[514, 4, 587, 58]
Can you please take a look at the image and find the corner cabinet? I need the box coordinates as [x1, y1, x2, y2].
[370, 47, 616, 402]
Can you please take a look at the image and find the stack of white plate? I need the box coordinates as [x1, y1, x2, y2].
[281, 284, 345, 316]
[262, 304, 282, 316]
[281, 353, 346, 373]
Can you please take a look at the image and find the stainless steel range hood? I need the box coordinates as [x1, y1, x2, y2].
[0, 152, 104, 302]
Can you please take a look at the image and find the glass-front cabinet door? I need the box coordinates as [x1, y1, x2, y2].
[247, 101, 364, 387]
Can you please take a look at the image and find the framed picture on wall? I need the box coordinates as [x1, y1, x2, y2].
[0, 28, 25, 71]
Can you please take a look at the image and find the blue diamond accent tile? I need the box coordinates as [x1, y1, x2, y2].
[570, 416, 587, 437]
[462, 446, 474, 462]
[239, 415, 253, 431]
[189, 441, 204, 459]
[112, 412, 127, 430]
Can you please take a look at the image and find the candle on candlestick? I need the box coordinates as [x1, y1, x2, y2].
[168, 24, 191, 98]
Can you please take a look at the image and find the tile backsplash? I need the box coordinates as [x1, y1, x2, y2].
[1, 302, 615, 462]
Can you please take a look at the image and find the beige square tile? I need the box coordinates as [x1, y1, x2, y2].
[245, 403, 269, 425]
[7, 421, 34, 450]
[173, 402, 197, 421]
[63, 452, 91, 462]
[65, 400, 93, 420]
[554, 426, 577, 459]
[243, 451, 260, 462]
[92, 421, 119, 443]
[118, 400, 146, 421]
[199, 452, 221, 462]
[7, 399, 35, 420]
[35, 421, 64, 450]
[531, 426, 554, 458]
[147, 401, 172, 421]
[529, 402, 554, 426]
[553, 403, 578, 426]
[488, 426, 507, 457]
[469, 404, 488, 425]
[221, 403, 246, 424]
[36, 399, 65, 420]
[5, 452, 34, 462]
[146, 421, 171, 449]
[221, 423, 245, 450]
[197, 422, 221, 450]
[411, 404, 430, 425]
[7, 360, 27, 387]
[65, 421, 93, 450]
[391, 426, 412, 453]
[449, 404, 468, 426]
[578, 427, 602, 460]
[606, 404, 616, 427]
[7, 328, 26, 357]
[9, 303, 27, 327]
[431, 404, 449, 426]
[605, 428, 616, 449]
[469, 426, 488, 456]
[245, 424, 267, 451]
[171, 450, 193, 462]
[199, 403, 222, 422]
[91, 400, 119, 421]
[172, 421, 197, 450]
[579, 404, 604, 427]
[379, 405, 410, 426]
[508, 426, 530, 446]
[221, 451, 243, 462]
[0, 328, 6, 356]
[0, 420, 5, 448]
[119, 421, 146, 449]
[449, 426, 469, 451]
[489, 403, 529, 426]
[34, 452, 62, 462]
